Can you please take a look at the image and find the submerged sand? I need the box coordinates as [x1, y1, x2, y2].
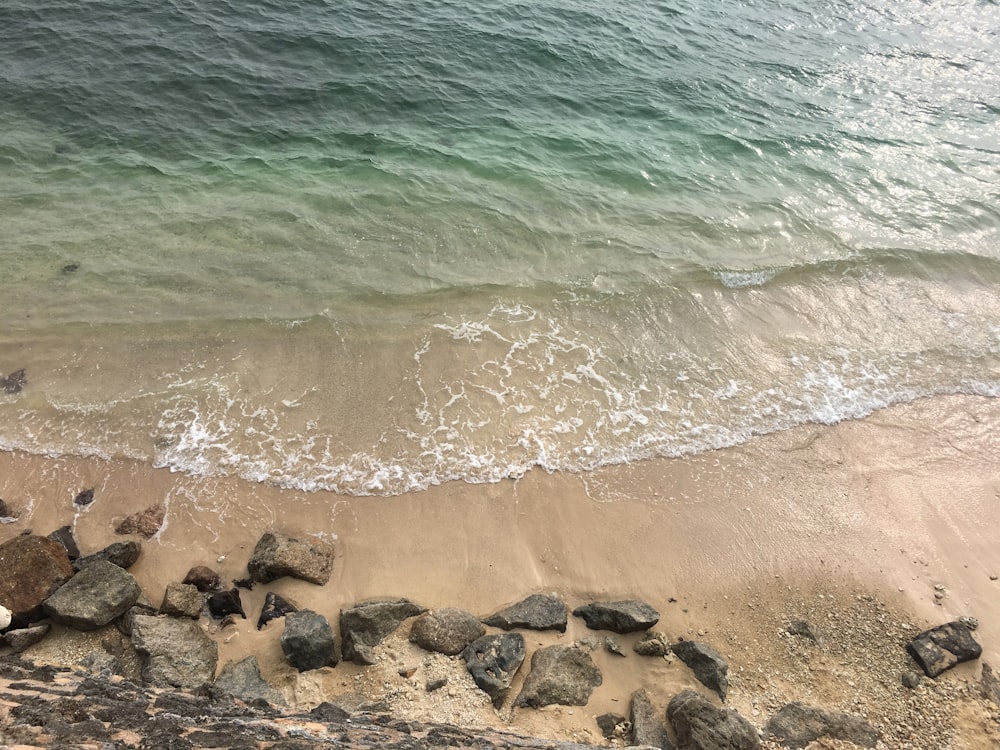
[1, 393, 999, 746]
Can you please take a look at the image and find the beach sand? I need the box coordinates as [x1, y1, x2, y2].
[2, 393, 999, 746]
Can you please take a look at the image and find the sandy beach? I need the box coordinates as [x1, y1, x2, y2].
[2, 393, 999, 746]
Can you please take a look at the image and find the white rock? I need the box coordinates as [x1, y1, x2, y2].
[0, 604, 12, 630]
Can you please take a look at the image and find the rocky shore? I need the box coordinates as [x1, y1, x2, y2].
[2, 520, 1000, 749]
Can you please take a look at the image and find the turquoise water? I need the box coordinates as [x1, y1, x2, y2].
[1, 0, 999, 494]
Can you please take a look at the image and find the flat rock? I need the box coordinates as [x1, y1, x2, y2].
[572, 600, 660, 633]
[667, 690, 759, 750]
[634, 631, 671, 657]
[182, 566, 221, 592]
[514, 645, 602, 708]
[482, 594, 568, 632]
[247, 532, 334, 585]
[115, 505, 165, 538]
[257, 591, 298, 630]
[0, 535, 74, 625]
[281, 609, 338, 672]
[159, 583, 203, 619]
[765, 702, 879, 748]
[906, 621, 982, 677]
[631, 687, 673, 749]
[74, 540, 142, 571]
[212, 655, 286, 706]
[672, 640, 729, 700]
[131, 614, 218, 688]
[409, 607, 485, 656]
[4, 623, 51, 653]
[463, 632, 526, 706]
[43, 560, 142, 630]
[340, 598, 426, 664]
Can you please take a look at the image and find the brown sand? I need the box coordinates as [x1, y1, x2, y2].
[2, 393, 999, 746]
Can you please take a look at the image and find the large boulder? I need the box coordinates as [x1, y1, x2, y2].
[212, 655, 286, 706]
[340, 598, 426, 664]
[572, 600, 660, 633]
[409, 607, 485, 656]
[482, 594, 568, 632]
[765, 702, 878, 748]
[514, 645, 603, 708]
[247, 532, 334, 585]
[672, 641, 729, 700]
[73, 540, 142, 571]
[0, 535, 74, 625]
[906, 621, 982, 678]
[281, 609, 337, 672]
[667, 690, 760, 750]
[462, 633, 526, 706]
[43, 560, 142, 630]
[131, 614, 218, 688]
[631, 688, 673, 749]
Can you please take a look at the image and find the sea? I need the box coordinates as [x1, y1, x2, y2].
[1, 0, 998, 496]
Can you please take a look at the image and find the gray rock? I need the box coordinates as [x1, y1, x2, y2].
[281, 609, 337, 672]
[786, 620, 821, 643]
[3, 623, 51, 653]
[514, 645, 603, 708]
[902, 670, 922, 689]
[73, 540, 142, 571]
[0, 535, 74, 625]
[247, 532, 334, 585]
[667, 690, 760, 750]
[159, 583, 203, 619]
[672, 641, 729, 700]
[572, 600, 660, 633]
[983, 662, 1000, 706]
[340, 598, 426, 664]
[630, 688, 672, 749]
[605, 636, 626, 657]
[409, 608, 485, 656]
[131, 614, 218, 688]
[634, 631, 671, 657]
[47, 525, 80, 560]
[906, 621, 982, 677]
[482, 594, 568, 632]
[79, 650, 120, 677]
[765, 702, 879, 748]
[43, 560, 142, 630]
[212, 655, 286, 705]
[463, 632, 526, 706]
[596, 712, 628, 739]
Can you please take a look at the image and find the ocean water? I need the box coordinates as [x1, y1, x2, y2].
[1, 0, 998, 495]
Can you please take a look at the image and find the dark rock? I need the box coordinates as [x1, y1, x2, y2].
[43, 560, 142, 630]
[765, 702, 879, 748]
[667, 690, 760, 750]
[596, 712, 628, 739]
[281, 609, 337, 672]
[786, 620, 821, 643]
[310, 701, 351, 722]
[79, 650, 121, 677]
[208, 588, 246, 620]
[247, 532, 334, 585]
[257, 591, 298, 630]
[73, 488, 94, 507]
[118, 603, 159, 637]
[631, 687, 672, 749]
[0, 535, 74, 625]
[4, 623, 51, 652]
[74, 540, 142, 571]
[159, 583, 203, 619]
[907, 621, 982, 678]
[233, 577, 255, 590]
[672, 641, 729, 700]
[902, 670, 922, 689]
[212, 655, 286, 705]
[47, 525, 80, 560]
[426, 677, 448, 692]
[634, 631, 671, 657]
[2, 368, 27, 394]
[463, 632, 526, 705]
[131, 614, 218, 688]
[0, 497, 15, 520]
[605, 636, 626, 657]
[409, 607, 485, 656]
[115, 505, 165, 539]
[482, 593, 568, 632]
[514, 645, 602, 708]
[983, 662, 1000, 706]
[572, 600, 660, 633]
[182, 565, 222, 592]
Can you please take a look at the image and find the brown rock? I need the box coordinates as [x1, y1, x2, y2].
[247, 532, 334, 585]
[182, 566, 221, 592]
[115, 505, 165, 539]
[0, 535, 74, 625]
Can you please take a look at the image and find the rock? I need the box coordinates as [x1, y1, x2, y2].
[667, 690, 760, 750]
[310, 702, 351, 722]
[47, 526, 80, 560]
[596, 712, 628, 739]
[0, 535, 74, 625]
[572, 600, 660, 633]
[672, 640, 729, 700]
[765, 702, 879, 748]
[462, 632, 526, 706]
[257, 591, 298, 630]
[73, 488, 95, 507]
[281, 609, 338, 672]
[514, 645, 602, 708]
[42, 560, 142, 631]
[631, 688, 672, 749]
[482, 594, 568, 632]
[902, 670, 922, 689]
[605, 636, 626, 657]
[207, 588, 246, 620]
[114, 505, 165, 538]
[247, 532, 334, 585]
[409, 607, 485, 656]
[182, 566, 221, 592]
[983, 662, 1000, 706]
[159, 583, 203, 619]
[2, 368, 27, 394]
[0, 497, 15, 521]
[117, 603, 159, 637]
[786, 620, 821, 643]
[79, 651, 120, 677]
[131, 614, 218, 688]
[212, 655, 286, 706]
[74, 540, 142, 571]
[426, 677, 448, 692]
[906, 621, 982, 677]
[4, 623, 51, 652]
[340, 598, 426, 664]
[0, 603, 10, 630]
[635, 631, 671, 657]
